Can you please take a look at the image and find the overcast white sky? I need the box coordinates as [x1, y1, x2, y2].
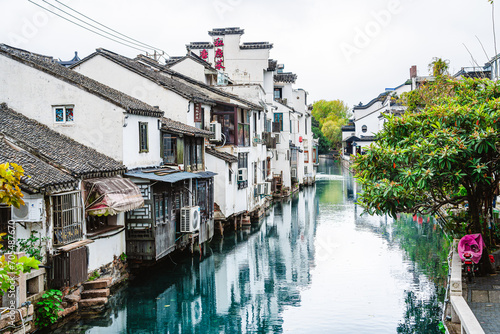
[0, 0, 497, 108]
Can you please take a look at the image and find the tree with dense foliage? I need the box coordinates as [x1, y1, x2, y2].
[0, 163, 40, 295]
[428, 57, 449, 77]
[311, 116, 333, 154]
[312, 100, 350, 149]
[352, 76, 500, 248]
[0, 162, 25, 208]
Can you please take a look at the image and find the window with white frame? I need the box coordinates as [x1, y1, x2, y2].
[54, 105, 74, 123]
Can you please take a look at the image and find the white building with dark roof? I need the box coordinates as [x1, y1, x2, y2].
[0, 44, 163, 169]
[186, 27, 316, 195]
[72, 47, 271, 226]
[342, 82, 411, 156]
[0, 44, 216, 268]
[0, 103, 143, 301]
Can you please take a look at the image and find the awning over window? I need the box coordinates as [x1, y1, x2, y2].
[83, 177, 144, 216]
[125, 169, 202, 183]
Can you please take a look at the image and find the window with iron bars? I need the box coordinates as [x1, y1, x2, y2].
[52, 191, 83, 246]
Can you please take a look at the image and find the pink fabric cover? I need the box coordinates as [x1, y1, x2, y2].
[458, 234, 485, 264]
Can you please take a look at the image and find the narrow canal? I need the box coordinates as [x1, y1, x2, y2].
[54, 159, 449, 333]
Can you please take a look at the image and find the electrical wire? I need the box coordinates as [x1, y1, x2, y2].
[41, 0, 156, 53]
[53, 0, 168, 56]
[27, 0, 149, 54]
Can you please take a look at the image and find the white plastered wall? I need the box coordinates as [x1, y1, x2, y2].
[0, 54, 125, 162]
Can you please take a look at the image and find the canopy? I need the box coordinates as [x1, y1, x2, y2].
[125, 170, 202, 183]
[83, 177, 144, 216]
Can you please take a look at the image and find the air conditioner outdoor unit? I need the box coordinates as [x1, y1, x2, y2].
[291, 168, 297, 178]
[237, 168, 248, 182]
[11, 196, 44, 222]
[257, 183, 265, 195]
[209, 122, 222, 142]
[180, 206, 200, 233]
[252, 134, 261, 146]
[264, 182, 271, 195]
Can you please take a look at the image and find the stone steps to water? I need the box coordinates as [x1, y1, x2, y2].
[82, 277, 112, 290]
[78, 297, 108, 307]
[81, 288, 110, 299]
[79, 277, 112, 308]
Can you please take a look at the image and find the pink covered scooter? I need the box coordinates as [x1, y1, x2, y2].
[458, 234, 486, 282]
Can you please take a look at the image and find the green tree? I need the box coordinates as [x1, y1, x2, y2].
[0, 162, 25, 208]
[311, 116, 332, 154]
[312, 100, 350, 148]
[0, 163, 40, 295]
[352, 77, 500, 245]
[428, 57, 449, 77]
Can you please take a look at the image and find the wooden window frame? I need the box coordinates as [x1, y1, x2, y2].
[139, 122, 149, 153]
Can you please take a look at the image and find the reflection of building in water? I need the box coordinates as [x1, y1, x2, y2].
[213, 187, 318, 332]
[73, 187, 318, 333]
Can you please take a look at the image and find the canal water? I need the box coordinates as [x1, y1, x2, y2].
[53, 159, 449, 333]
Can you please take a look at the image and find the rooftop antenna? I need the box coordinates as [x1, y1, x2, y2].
[492, 1, 498, 57]
[475, 35, 490, 61]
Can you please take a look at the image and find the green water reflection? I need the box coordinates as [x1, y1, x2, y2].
[50, 159, 449, 334]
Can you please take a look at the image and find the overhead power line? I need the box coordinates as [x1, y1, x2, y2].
[27, 0, 148, 53]
[53, 0, 168, 56]
[41, 0, 154, 53]
[27, 0, 169, 59]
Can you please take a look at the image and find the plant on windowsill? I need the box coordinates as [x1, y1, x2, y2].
[35, 289, 63, 328]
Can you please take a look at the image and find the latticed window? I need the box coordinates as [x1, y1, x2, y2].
[126, 183, 153, 239]
[52, 191, 83, 246]
[139, 122, 149, 153]
[163, 134, 177, 164]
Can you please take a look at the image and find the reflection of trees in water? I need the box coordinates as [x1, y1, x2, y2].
[393, 214, 449, 334]
[397, 291, 443, 334]
[354, 208, 396, 248]
[351, 208, 448, 334]
[393, 214, 449, 287]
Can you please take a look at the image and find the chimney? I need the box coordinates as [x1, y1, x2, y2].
[410, 65, 417, 78]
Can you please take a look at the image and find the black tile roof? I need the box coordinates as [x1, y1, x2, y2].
[58, 51, 81, 67]
[353, 91, 390, 110]
[80, 48, 217, 105]
[0, 44, 163, 118]
[165, 52, 214, 70]
[75, 48, 262, 111]
[274, 72, 298, 83]
[358, 136, 377, 141]
[0, 103, 127, 179]
[166, 70, 263, 110]
[161, 117, 212, 137]
[0, 138, 78, 193]
[341, 125, 355, 131]
[240, 42, 273, 50]
[268, 59, 278, 71]
[163, 56, 184, 65]
[186, 42, 214, 50]
[205, 147, 238, 163]
[208, 27, 244, 36]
